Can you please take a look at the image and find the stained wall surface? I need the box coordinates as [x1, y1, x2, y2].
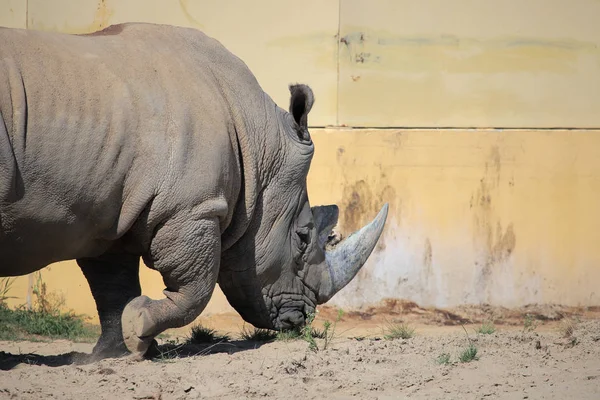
[1, 0, 599, 319]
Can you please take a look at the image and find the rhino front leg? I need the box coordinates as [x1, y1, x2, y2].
[121, 215, 221, 358]
[77, 252, 142, 360]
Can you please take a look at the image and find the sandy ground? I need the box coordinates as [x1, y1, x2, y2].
[1, 303, 599, 399]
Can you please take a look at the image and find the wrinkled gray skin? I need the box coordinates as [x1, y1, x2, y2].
[0, 23, 388, 359]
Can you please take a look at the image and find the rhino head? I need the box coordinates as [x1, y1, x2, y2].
[218, 84, 388, 331]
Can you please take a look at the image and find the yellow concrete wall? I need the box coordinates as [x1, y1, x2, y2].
[2, 0, 600, 319]
[338, 0, 600, 128]
[0, 0, 26, 28]
[309, 128, 600, 309]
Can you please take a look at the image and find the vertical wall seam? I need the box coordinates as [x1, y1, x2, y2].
[335, 0, 341, 127]
[25, 1, 32, 308]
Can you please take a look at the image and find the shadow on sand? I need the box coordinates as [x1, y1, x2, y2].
[0, 339, 273, 371]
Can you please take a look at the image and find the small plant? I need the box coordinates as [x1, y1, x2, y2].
[275, 326, 330, 341]
[276, 329, 302, 341]
[31, 272, 65, 315]
[310, 327, 327, 339]
[559, 319, 575, 338]
[156, 332, 171, 340]
[163, 337, 181, 346]
[476, 321, 496, 335]
[0, 278, 16, 305]
[240, 326, 277, 342]
[523, 314, 538, 332]
[187, 324, 230, 344]
[301, 312, 319, 352]
[459, 344, 479, 363]
[458, 324, 479, 363]
[436, 352, 451, 365]
[321, 321, 332, 346]
[384, 322, 415, 340]
[322, 308, 344, 350]
[153, 345, 183, 363]
[301, 308, 344, 352]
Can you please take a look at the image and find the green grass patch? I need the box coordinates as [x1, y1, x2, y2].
[310, 327, 327, 339]
[459, 344, 479, 363]
[0, 274, 98, 342]
[186, 324, 230, 344]
[436, 352, 451, 365]
[523, 314, 538, 332]
[238, 309, 344, 351]
[153, 345, 183, 363]
[275, 326, 327, 342]
[476, 321, 496, 335]
[383, 322, 416, 340]
[0, 303, 98, 342]
[240, 326, 277, 342]
[276, 329, 302, 341]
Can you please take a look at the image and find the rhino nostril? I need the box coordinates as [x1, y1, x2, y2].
[280, 310, 305, 329]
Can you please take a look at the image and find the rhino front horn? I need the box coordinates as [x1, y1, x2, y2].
[318, 203, 389, 303]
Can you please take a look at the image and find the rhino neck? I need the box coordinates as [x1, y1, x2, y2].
[210, 66, 283, 251]
[207, 75, 288, 326]
[217, 189, 274, 329]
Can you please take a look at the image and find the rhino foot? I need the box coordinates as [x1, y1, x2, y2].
[123, 339, 160, 361]
[121, 295, 157, 358]
[89, 340, 129, 361]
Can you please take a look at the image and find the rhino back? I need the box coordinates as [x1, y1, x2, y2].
[0, 24, 245, 274]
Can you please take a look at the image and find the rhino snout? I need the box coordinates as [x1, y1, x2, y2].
[276, 309, 305, 330]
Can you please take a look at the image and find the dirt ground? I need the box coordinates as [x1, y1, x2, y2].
[1, 301, 599, 399]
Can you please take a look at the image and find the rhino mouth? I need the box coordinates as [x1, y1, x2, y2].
[270, 292, 316, 331]
[275, 309, 306, 330]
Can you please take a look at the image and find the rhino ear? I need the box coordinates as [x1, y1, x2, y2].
[289, 84, 314, 129]
[311, 205, 339, 249]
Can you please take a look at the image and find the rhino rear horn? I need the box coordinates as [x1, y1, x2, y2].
[311, 205, 339, 250]
[317, 203, 389, 303]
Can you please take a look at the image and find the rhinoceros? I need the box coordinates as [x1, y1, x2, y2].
[0, 23, 388, 359]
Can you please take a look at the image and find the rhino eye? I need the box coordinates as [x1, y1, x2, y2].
[296, 227, 310, 252]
